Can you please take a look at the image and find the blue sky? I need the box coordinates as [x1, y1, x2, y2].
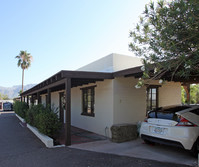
[0, 0, 152, 87]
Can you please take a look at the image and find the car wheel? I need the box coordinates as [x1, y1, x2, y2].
[190, 139, 199, 157]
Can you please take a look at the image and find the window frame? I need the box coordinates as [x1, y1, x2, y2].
[81, 85, 96, 117]
[146, 85, 160, 111]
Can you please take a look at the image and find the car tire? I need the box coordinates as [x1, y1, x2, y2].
[190, 139, 199, 157]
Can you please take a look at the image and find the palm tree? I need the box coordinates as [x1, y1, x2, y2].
[16, 50, 32, 93]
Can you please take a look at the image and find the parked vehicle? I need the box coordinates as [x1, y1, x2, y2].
[3, 102, 13, 111]
[140, 105, 199, 156]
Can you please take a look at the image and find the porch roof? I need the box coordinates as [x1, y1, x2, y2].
[21, 70, 114, 96]
[114, 66, 199, 84]
[21, 65, 199, 96]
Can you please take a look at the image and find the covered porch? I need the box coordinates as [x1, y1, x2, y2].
[20, 70, 113, 146]
[20, 66, 199, 146]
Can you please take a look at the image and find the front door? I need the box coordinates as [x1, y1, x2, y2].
[59, 92, 65, 123]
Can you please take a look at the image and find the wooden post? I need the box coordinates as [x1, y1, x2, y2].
[23, 96, 25, 103]
[47, 89, 51, 107]
[37, 92, 41, 104]
[27, 95, 29, 107]
[31, 94, 34, 105]
[65, 78, 71, 146]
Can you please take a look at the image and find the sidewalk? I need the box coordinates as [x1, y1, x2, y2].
[70, 139, 198, 166]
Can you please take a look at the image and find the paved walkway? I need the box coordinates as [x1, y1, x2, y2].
[57, 125, 106, 145]
[0, 112, 194, 167]
[70, 139, 198, 166]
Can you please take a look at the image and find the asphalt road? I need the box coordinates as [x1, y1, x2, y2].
[0, 112, 193, 167]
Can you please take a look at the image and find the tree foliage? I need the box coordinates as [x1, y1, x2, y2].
[15, 51, 32, 92]
[129, 0, 199, 82]
[181, 84, 199, 104]
[0, 93, 9, 100]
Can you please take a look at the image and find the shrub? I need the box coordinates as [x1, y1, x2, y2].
[14, 102, 61, 139]
[35, 107, 61, 139]
[25, 104, 44, 127]
[25, 104, 61, 139]
[13, 101, 28, 119]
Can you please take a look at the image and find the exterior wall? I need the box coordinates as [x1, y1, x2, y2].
[112, 54, 142, 72]
[113, 77, 146, 125]
[159, 82, 181, 107]
[51, 92, 59, 112]
[71, 79, 114, 138]
[112, 78, 182, 125]
[77, 53, 142, 72]
[41, 95, 46, 106]
[38, 78, 181, 138]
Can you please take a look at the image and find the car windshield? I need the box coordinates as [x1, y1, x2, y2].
[148, 106, 190, 122]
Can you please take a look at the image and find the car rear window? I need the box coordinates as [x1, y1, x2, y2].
[148, 106, 190, 121]
[190, 108, 199, 115]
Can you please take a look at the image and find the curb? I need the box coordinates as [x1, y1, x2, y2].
[27, 124, 54, 148]
[15, 114, 26, 123]
[15, 113, 61, 148]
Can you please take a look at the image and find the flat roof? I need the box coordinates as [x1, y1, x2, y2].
[21, 65, 199, 96]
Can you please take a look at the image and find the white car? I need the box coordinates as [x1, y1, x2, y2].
[140, 105, 199, 156]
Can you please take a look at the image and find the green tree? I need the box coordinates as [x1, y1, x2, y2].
[190, 84, 199, 104]
[18, 90, 22, 97]
[181, 86, 186, 104]
[16, 51, 32, 93]
[181, 84, 199, 104]
[129, 0, 199, 84]
[0, 93, 9, 100]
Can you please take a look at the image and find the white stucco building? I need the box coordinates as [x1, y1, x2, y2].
[21, 53, 182, 145]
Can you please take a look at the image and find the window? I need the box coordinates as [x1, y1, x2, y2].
[190, 109, 199, 115]
[147, 86, 159, 111]
[81, 86, 96, 117]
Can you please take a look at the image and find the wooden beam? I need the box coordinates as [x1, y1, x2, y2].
[64, 78, 71, 146]
[62, 71, 113, 79]
[37, 92, 41, 104]
[21, 79, 66, 96]
[31, 94, 34, 105]
[47, 89, 51, 107]
[113, 66, 142, 77]
[27, 96, 29, 107]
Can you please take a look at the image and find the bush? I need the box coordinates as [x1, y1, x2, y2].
[26, 104, 44, 127]
[26, 104, 61, 139]
[13, 101, 28, 119]
[14, 102, 61, 139]
[35, 107, 61, 139]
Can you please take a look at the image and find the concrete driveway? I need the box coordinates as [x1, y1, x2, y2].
[0, 112, 196, 167]
[70, 134, 198, 166]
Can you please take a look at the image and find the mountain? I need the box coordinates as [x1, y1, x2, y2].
[0, 84, 36, 99]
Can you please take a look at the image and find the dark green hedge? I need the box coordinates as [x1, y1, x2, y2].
[14, 102, 61, 139]
[13, 101, 28, 118]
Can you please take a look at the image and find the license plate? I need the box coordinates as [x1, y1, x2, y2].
[154, 127, 163, 134]
[149, 126, 167, 135]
